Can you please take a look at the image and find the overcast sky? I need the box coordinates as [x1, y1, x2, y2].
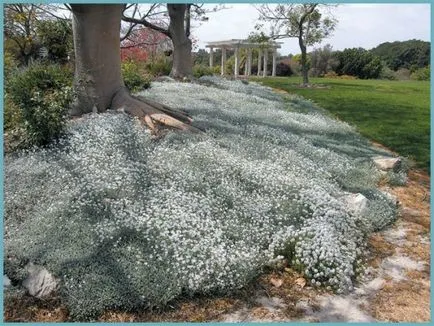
[193, 3, 431, 55]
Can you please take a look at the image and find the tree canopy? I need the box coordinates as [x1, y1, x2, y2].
[256, 4, 337, 85]
[371, 39, 430, 71]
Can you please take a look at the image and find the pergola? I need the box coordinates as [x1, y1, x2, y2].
[205, 39, 282, 78]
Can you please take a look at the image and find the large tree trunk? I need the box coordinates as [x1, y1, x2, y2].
[167, 4, 192, 79]
[70, 4, 124, 115]
[70, 4, 199, 133]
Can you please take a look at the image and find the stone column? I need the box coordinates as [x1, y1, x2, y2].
[257, 49, 262, 76]
[209, 46, 214, 67]
[221, 47, 226, 76]
[247, 48, 252, 76]
[234, 46, 240, 78]
[272, 48, 277, 77]
[263, 50, 268, 77]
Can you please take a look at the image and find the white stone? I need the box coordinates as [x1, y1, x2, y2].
[373, 156, 401, 171]
[343, 193, 368, 216]
[22, 263, 59, 298]
[4, 275, 12, 288]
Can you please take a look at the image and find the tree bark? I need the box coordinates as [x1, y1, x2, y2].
[70, 4, 124, 115]
[299, 39, 309, 86]
[70, 4, 199, 133]
[167, 4, 192, 79]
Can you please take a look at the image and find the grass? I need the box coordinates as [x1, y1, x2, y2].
[251, 76, 430, 172]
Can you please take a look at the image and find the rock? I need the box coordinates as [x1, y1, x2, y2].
[270, 277, 283, 288]
[373, 156, 401, 171]
[22, 263, 59, 298]
[294, 277, 306, 288]
[343, 193, 368, 216]
[4, 275, 12, 288]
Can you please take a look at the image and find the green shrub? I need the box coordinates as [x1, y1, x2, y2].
[192, 64, 215, 78]
[145, 56, 171, 77]
[121, 60, 151, 92]
[7, 63, 74, 146]
[4, 51, 19, 78]
[36, 19, 73, 64]
[379, 66, 397, 80]
[411, 65, 430, 81]
[4, 93, 23, 132]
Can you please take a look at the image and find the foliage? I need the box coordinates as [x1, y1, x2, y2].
[5, 78, 400, 320]
[309, 44, 338, 77]
[6, 63, 74, 146]
[4, 93, 23, 132]
[192, 64, 216, 78]
[254, 76, 430, 171]
[334, 48, 383, 79]
[247, 30, 271, 43]
[145, 55, 172, 76]
[256, 4, 338, 84]
[121, 60, 152, 92]
[4, 50, 19, 77]
[379, 66, 397, 80]
[292, 53, 311, 68]
[4, 4, 40, 65]
[371, 39, 430, 71]
[410, 65, 430, 81]
[275, 62, 294, 76]
[193, 48, 209, 65]
[121, 27, 171, 63]
[35, 19, 73, 63]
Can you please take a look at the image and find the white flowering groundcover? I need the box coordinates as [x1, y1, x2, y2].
[5, 77, 401, 320]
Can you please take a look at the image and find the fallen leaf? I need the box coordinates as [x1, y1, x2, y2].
[294, 277, 306, 288]
[270, 277, 283, 288]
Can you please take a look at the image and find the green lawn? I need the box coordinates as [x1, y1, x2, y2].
[252, 76, 430, 171]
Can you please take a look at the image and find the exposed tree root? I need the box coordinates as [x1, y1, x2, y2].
[112, 87, 203, 134]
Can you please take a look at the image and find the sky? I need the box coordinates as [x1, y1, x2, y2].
[192, 3, 431, 55]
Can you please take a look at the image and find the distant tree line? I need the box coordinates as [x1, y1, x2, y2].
[193, 39, 430, 80]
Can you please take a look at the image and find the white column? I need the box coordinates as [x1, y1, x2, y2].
[234, 46, 239, 78]
[257, 49, 262, 76]
[272, 48, 277, 77]
[221, 47, 226, 76]
[263, 50, 268, 77]
[247, 48, 252, 76]
[209, 47, 214, 67]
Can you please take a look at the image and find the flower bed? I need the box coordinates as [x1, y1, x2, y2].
[5, 77, 399, 320]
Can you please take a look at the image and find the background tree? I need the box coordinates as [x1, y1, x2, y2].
[4, 4, 40, 65]
[122, 4, 222, 78]
[4, 4, 71, 65]
[309, 44, 338, 77]
[120, 27, 171, 62]
[36, 19, 73, 63]
[256, 4, 337, 85]
[70, 4, 199, 132]
[371, 39, 430, 71]
[334, 47, 383, 79]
